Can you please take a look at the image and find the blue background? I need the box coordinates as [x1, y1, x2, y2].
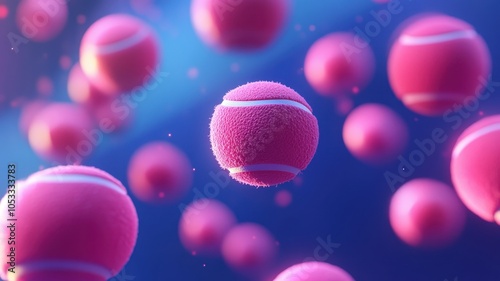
[1, 0, 500, 280]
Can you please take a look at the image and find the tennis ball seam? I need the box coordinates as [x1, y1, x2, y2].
[220, 99, 312, 114]
[401, 93, 468, 105]
[25, 173, 127, 195]
[452, 123, 500, 158]
[228, 164, 301, 175]
[93, 27, 150, 55]
[400, 29, 477, 45]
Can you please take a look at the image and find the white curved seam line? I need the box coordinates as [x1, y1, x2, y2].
[452, 123, 500, 158]
[25, 174, 126, 195]
[400, 29, 477, 45]
[229, 164, 300, 175]
[402, 93, 466, 104]
[221, 99, 312, 114]
[13, 260, 113, 279]
[95, 28, 149, 54]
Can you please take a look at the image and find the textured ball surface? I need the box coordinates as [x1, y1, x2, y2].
[451, 115, 500, 224]
[304, 32, 375, 97]
[221, 223, 277, 271]
[128, 141, 193, 203]
[191, 0, 288, 50]
[388, 14, 491, 116]
[389, 178, 466, 248]
[273, 262, 355, 281]
[343, 103, 408, 165]
[0, 165, 138, 281]
[80, 14, 160, 94]
[179, 199, 237, 256]
[16, 0, 68, 42]
[27, 102, 94, 164]
[209, 81, 319, 187]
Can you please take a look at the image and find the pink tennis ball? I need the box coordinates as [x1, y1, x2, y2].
[304, 32, 375, 97]
[80, 14, 160, 94]
[191, 0, 288, 50]
[68, 63, 110, 107]
[343, 103, 408, 165]
[128, 141, 193, 204]
[90, 99, 133, 132]
[68, 63, 132, 131]
[389, 178, 466, 248]
[16, 0, 68, 42]
[179, 199, 237, 256]
[221, 223, 277, 271]
[209, 81, 319, 187]
[273, 262, 355, 281]
[388, 14, 491, 116]
[27, 103, 95, 164]
[18, 99, 48, 135]
[451, 115, 500, 224]
[0, 165, 138, 281]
